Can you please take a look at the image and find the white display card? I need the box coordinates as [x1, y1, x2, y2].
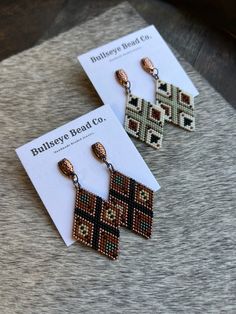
[78, 25, 199, 123]
[16, 105, 160, 246]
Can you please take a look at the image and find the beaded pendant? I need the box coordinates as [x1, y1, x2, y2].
[156, 79, 195, 131]
[73, 187, 120, 260]
[92, 142, 155, 239]
[141, 57, 195, 131]
[58, 158, 120, 260]
[116, 69, 165, 149]
[108, 170, 154, 238]
[125, 93, 165, 149]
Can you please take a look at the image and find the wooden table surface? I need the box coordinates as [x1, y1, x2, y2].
[0, 0, 235, 107]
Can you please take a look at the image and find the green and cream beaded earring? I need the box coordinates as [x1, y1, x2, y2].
[141, 57, 195, 131]
[115, 69, 165, 149]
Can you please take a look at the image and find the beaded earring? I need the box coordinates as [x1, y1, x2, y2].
[115, 69, 165, 149]
[58, 158, 120, 260]
[141, 57, 195, 131]
[92, 142, 155, 239]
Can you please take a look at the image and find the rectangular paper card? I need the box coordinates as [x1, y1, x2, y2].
[16, 105, 160, 246]
[78, 25, 199, 123]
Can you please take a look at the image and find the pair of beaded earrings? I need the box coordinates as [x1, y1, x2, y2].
[116, 57, 195, 149]
[58, 142, 154, 260]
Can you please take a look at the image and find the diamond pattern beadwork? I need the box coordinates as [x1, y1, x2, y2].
[156, 79, 195, 131]
[73, 188, 120, 260]
[124, 93, 165, 149]
[108, 170, 154, 239]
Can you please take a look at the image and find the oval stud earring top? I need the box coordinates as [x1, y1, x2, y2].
[141, 57, 159, 79]
[91, 142, 107, 161]
[115, 69, 131, 93]
[58, 158, 79, 188]
[115, 69, 129, 86]
[91, 142, 114, 172]
[58, 158, 75, 177]
[141, 57, 154, 74]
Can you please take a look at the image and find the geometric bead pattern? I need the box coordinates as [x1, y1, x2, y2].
[156, 79, 195, 131]
[108, 170, 154, 239]
[124, 93, 165, 149]
[73, 187, 120, 260]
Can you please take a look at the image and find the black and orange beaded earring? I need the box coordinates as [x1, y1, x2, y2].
[141, 57, 195, 131]
[115, 69, 165, 149]
[58, 158, 120, 260]
[92, 142, 154, 239]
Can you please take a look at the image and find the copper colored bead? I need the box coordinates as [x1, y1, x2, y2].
[58, 158, 74, 177]
[141, 57, 154, 74]
[115, 69, 129, 86]
[92, 142, 107, 161]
